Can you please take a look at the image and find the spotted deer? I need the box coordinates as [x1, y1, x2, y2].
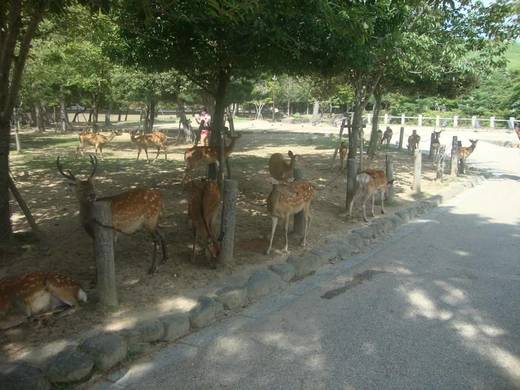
[381, 127, 393, 146]
[0, 272, 87, 329]
[339, 142, 348, 170]
[407, 130, 421, 153]
[186, 179, 221, 266]
[130, 130, 168, 161]
[268, 150, 296, 182]
[266, 180, 315, 255]
[457, 139, 478, 164]
[431, 130, 443, 160]
[182, 133, 241, 183]
[57, 155, 167, 274]
[77, 129, 121, 159]
[349, 169, 394, 222]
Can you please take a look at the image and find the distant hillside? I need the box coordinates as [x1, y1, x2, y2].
[505, 42, 520, 71]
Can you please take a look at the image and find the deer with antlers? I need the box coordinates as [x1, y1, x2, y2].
[266, 180, 315, 255]
[269, 150, 296, 182]
[182, 133, 241, 183]
[0, 272, 87, 329]
[57, 155, 167, 274]
[186, 178, 221, 266]
[77, 129, 121, 159]
[130, 130, 168, 161]
[349, 169, 394, 222]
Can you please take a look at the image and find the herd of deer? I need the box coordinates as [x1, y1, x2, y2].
[0, 127, 479, 328]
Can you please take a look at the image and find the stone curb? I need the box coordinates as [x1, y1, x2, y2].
[1, 174, 483, 387]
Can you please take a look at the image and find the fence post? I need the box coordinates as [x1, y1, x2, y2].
[435, 115, 440, 128]
[490, 116, 495, 128]
[92, 201, 118, 309]
[346, 158, 358, 210]
[429, 132, 435, 159]
[384, 113, 389, 125]
[471, 116, 477, 128]
[385, 155, 394, 202]
[450, 136, 458, 176]
[413, 149, 422, 194]
[219, 179, 238, 264]
[418, 114, 423, 127]
[509, 117, 516, 129]
[453, 115, 458, 128]
[398, 127, 404, 150]
[401, 114, 405, 126]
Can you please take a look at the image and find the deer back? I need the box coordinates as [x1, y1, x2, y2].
[357, 169, 388, 192]
[267, 181, 314, 218]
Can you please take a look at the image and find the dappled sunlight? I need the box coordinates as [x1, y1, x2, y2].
[157, 296, 198, 313]
[403, 288, 453, 321]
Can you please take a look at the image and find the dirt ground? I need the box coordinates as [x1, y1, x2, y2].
[1, 125, 457, 363]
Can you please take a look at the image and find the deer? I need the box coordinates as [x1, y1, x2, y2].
[186, 179, 221, 266]
[0, 272, 87, 329]
[376, 129, 384, 145]
[77, 129, 121, 159]
[407, 130, 421, 153]
[268, 150, 296, 182]
[339, 141, 348, 170]
[130, 130, 168, 161]
[457, 139, 478, 163]
[381, 126, 393, 146]
[182, 133, 241, 183]
[349, 169, 394, 222]
[266, 180, 315, 255]
[430, 130, 443, 160]
[57, 155, 167, 274]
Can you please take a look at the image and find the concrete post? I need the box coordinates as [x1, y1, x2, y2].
[509, 117, 516, 129]
[471, 116, 477, 128]
[435, 116, 440, 127]
[450, 136, 458, 176]
[490, 116, 495, 128]
[398, 127, 404, 150]
[453, 116, 458, 128]
[385, 155, 394, 202]
[429, 132, 435, 160]
[293, 168, 305, 236]
[345, 158, 358, 210]
[418, 114, 423, 127]
[401, 114, 405, 126]
[412, 149, 422, 194]
[219, 179, 238, 264]
[92, 201, 118, 309]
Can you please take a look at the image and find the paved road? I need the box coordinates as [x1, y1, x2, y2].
[102, 141, 520, 389]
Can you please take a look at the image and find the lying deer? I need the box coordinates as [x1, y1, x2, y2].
[130, 130, 168, 161]
[77, 129, 121, 159]
[407, 130, 421, 153]
[266, 180, 315, 255]
[186, 179, 221, 266]
[268, 150, 296, 182]
[339, 142, 348, 170]
[381, 127, 393, 146]
[57, 155, 167, 274]
[0, 272, 87, 329]
[457, 139, 478, 164]
[182, 133, 241, 183]
[349, 169, 394, 222]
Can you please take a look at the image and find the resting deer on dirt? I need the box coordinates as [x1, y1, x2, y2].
[381, 127, 393, 146]
[186, 179, 221, 266]
[349, 169, 394, 222]
[266, 180, 315, 255]
[269, 150, 296, 182]
[457, 139, 478, 164]
[77, 129, 121, 159]
[182, 133, 241, 183]
[339, 142, 348, 170]
[0, 272, 87, 329]
[407, 130, 421, 153]
[130, 130, 168, 161]
[57, 155, 167, 274]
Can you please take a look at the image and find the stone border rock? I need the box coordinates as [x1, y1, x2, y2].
[0, 174, 483, 388]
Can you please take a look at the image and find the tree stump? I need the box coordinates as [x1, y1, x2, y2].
[345, 158, 358, 209]
[450, 136, 458, 176]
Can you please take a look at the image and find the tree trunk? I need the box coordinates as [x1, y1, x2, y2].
[312, 100, 320, 125]
[117, 111, 122, 122]
[35, 103, 45, 132]
[104, 102, 112, 126]
[125, 108, 129, 121]
[368, 88, 383, 157]
[0, 120, 12, 241]
[287, 99, 290, 116]
[14, 109, 21, 152]
[149, 97, 156, 131]
[60, 96, 69, 132]
[210, 70, 230, 185]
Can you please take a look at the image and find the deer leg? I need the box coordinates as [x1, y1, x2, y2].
[144, 146, 149, 162]
[191, 228, 198, 262]
[164, 146, 167, 160]
[154, 147, 160, 161]
[148, 232, 159, 274]
[283, 216, 290, 253]
[381, 191, 385, 214]
[156, 229, 167, 263]
[361, 194, 369, 222]
[349, 190, 362, 218]
[266, 216, 278, 255]
[302, 205, 311, 247]
[371, 193, 376, 217]
[137, 147, 141, 160]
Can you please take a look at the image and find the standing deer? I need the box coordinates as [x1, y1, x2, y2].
[182, 133, 241, 183]
[130, 130, 168, 161]
[77, 129, 121, 159]
[407, 130, 421, 153]
[339, 142, 348, 170]
[430, 130, 443, 160]
[349, 169, 393, 222]
[266, 180, 315, 255]
[57, 155, 167, 274]
[0, 272, 87, 329]
[381, 126, 393, 146]
[376, 129, 384, 145]
[268, 150, 296, 182]
[457, 139, 478, 164]
[186, 179, 221, 266]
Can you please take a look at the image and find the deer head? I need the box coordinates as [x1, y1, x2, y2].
[57, 155, 98, 204]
